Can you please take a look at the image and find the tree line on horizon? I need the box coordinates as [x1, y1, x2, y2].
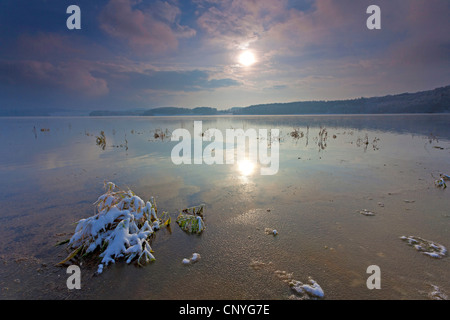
[88, 85, 450, 117]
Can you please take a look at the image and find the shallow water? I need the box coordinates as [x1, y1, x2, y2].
[0, 114, 449, 300]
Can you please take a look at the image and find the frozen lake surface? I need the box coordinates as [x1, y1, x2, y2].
[0, 114, 449, 299]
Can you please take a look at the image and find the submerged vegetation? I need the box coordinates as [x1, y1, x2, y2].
[287, 126, 381, 153]
[153, 128, 170, 141]
[317, 127, 328, 150]
[95, 131, 106, 150]
[89, 124, 388, 159]
[176, 205, 206, 234]
[57, 182, 207, 274]
[289, 128, 304, 140]
[435, 174, 449, 189]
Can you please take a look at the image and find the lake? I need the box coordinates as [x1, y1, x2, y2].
[0, 114, 449, 299]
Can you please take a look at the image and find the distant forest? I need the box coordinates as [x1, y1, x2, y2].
[89, 85, 450, 116]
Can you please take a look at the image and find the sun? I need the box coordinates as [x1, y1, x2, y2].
[238, 50, 256, 67]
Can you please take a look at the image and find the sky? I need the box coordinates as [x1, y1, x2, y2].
[0, 0, 449, 114]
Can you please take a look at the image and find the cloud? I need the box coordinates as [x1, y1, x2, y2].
[0, 0, 449, 112]
[195, 0, 449, 98]
[0, 59, 109, 97]
[195, 0, 448, 61]
[99, 68, 240, 92]
[16, 33, 84, 59]
[99, 0, 196, 53]
[14, 31, 115, 63]
[385, 1, 450, 66]
[196, 0, 289, 50]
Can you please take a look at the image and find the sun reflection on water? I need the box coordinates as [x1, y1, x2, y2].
[237, 159, 256, 176]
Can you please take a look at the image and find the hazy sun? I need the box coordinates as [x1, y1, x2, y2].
[239, 50, 256, 67]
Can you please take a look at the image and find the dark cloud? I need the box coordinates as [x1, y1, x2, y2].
[99, 68, 240, 92]
[0, 59, 108, 97]
[99, 0, 196, 53]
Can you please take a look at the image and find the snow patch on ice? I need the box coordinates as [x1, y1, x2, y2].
[359, 209, 375, 216]
[250, 260, 324, 299]
[400, 236, 446, 259]
[289, 277, 325, 300]
[429, 285, 447, 300]
[182, 253, 201, 265]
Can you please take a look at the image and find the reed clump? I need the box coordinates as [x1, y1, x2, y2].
[57, 182, 170, 273]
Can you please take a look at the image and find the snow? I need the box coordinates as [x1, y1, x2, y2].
[182, 253, 201, 264]
[65, 182, 167, 273]
[191, 253, 200, 262]
[429, 285, 447, 300]
[400, 235, 447, 259]
[424, 252, 441, 259]
[301, 280, 325, 298]
[359, 209, 375, 216]
[289, 277, 325, 299]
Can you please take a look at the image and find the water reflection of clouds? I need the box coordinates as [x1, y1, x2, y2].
[133, 173, 201, 210]
[34, 142, 100, 171]
[2, 115, 450, 203]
